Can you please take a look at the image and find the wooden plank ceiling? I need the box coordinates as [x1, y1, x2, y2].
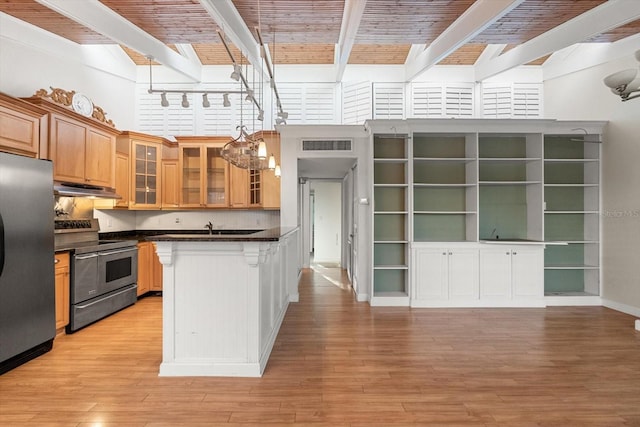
[0, 0, 638, 68]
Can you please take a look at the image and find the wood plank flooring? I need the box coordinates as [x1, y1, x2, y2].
[1, 265, 640, 426]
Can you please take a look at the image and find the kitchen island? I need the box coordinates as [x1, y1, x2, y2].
[151, 227, 299, 377]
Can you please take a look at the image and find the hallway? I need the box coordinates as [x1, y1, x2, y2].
[0, 267, 639, 425]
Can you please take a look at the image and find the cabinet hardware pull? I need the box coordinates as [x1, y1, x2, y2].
[513, 252, 517, 255]
[442, 252, 446, 255]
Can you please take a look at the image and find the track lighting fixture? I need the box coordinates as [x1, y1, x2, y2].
[230, 64, 241, 81]
[160, 92, 169, 107]
[257, 109, 264, 121]
[275, 117, 286, 125]
[245, 89, 254, 102]
[181, 93, 189, 108]
[223, 93, 231, 107]
[202, 93, 210, 108]
[277, 111, 288, 119]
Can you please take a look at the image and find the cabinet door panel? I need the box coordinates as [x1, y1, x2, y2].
[449, 249, 479, 299]
[52, 117, 86, 182]
[414, 249, 448, 301]
[230, 165, 249, 207]
[0, 105, 39, 156]
[512, 249, 543, 298]
[162, 160, 179, 208]
[137, 242, 150, 296]
[114, 153, 129, 207]
[480, 249, 512, 299]
[86, 129, 113, 187]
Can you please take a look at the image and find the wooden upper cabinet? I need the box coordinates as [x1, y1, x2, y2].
[120, 131, 168, 210]
[229, 165, 249, 207]
[0, 93, 48, 158]
[161, 160, 179, 208]
[175, 136, 230, 208]
[23, 94, 119, 188]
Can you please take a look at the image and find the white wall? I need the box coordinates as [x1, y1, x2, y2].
[546, 54, 640, 316]
[0, 13, 137, 130]
[311, 181, 342, 264]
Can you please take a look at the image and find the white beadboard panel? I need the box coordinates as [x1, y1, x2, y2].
[373, 82, 405, 120]
[174, 251, 249, 361]
[134, 209, 280, 230]
[411, 83, 444, 118]
[342, 81, 372, 125]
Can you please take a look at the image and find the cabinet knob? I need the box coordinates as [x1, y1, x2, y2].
[513, 252, 517, 255]
[506, 252, 510, 255]
[442, 252, 447, 255]
[448, 252, 452, 255]
[54, 258, 59, 264]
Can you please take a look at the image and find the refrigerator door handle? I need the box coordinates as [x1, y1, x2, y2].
[0, 212, 4, 277]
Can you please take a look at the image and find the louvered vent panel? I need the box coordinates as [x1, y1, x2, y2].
[343, 81, 372, 124]
[373, 83, 404, 119]
[482, 84, 512, 118]
[202, 84, 236, 135]
[304, 85, 337, 124]
[166, 92, 195, 136]
[302, 139, 352, 151]
[411, 83, 443, 118]
[444, 84, 474, 117]
[136, 85, 167, 137]
[278, 85, 304, 124]
[513, 83, 542, 118]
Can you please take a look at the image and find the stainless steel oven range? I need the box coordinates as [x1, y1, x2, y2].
[54, 219, 138, 332]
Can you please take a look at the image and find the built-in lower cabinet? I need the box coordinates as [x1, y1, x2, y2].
[412, 247, 479, 305]
[479, 246, 544, 304]
[411, 243, 544, 307]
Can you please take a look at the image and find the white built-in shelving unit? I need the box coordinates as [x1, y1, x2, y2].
[368, 119, 603, 307]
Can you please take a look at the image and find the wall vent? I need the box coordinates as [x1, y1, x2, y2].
[302, 140, 352, 151]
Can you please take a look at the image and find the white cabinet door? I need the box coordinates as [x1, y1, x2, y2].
[449, 249, 479, 299]
[414, 249, 448, 301]
[480, 248, 512, 299]
[512, 248, 543, 299]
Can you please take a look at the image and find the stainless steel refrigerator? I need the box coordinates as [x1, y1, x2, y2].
[0, 152, 56, 374]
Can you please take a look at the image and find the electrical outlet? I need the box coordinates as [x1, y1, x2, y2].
[175, 217, 181, 224]
[107, 219, 113, 228]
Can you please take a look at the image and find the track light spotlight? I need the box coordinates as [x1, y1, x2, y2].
[230, 64, 241, 81]
[257, 109, 264, 121]
[160, 92, 169, 107]
[181, 93, 189, 108]
[245, 89, 254, 102]
[202, 93, 210, 108]
[277, 111, 289, 119]
[275, 118, 286, 125]
[223, 93, 231, 107]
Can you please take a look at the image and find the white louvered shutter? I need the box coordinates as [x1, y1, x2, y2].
[411, 83, 444, 118]
[482, 84, 512, 118]
[513, 83, 542, 118]
[444, 84, 474, 118]
[342, 81, 372, 124]
[373, 83, 404, 119]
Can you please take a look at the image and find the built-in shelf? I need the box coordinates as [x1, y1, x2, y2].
[543, 135, 600, 297]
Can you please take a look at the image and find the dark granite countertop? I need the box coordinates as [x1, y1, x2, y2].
[142, 226, 298, 243]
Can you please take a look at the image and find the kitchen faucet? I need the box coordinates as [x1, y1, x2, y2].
[205, 221, 214, 235]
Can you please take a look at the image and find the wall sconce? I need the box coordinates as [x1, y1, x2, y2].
[603, 49, 640, 102]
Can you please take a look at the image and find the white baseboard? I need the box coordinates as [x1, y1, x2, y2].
[545, 296, 602, 306]
[602, 298, 640, 318]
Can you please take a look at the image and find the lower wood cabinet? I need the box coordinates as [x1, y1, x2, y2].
[54, 252, 70, 331]
[137, 241, 162, 296]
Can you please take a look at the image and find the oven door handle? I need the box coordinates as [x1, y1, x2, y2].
[98, 247, 137, 257]
[74, 285, 137, 309]
[75, 253, 99, 260]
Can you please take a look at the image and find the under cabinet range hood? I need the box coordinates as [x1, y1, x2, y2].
[53, 181, 121, 199]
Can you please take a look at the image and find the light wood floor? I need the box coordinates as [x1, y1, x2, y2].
[1, 267, 640, 426]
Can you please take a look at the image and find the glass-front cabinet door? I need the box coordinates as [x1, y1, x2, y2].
[177, 141, 229, 208]
[132, 140, 160, 208]
[179, 145, 203, 207]
[205, 145, 228, 207]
